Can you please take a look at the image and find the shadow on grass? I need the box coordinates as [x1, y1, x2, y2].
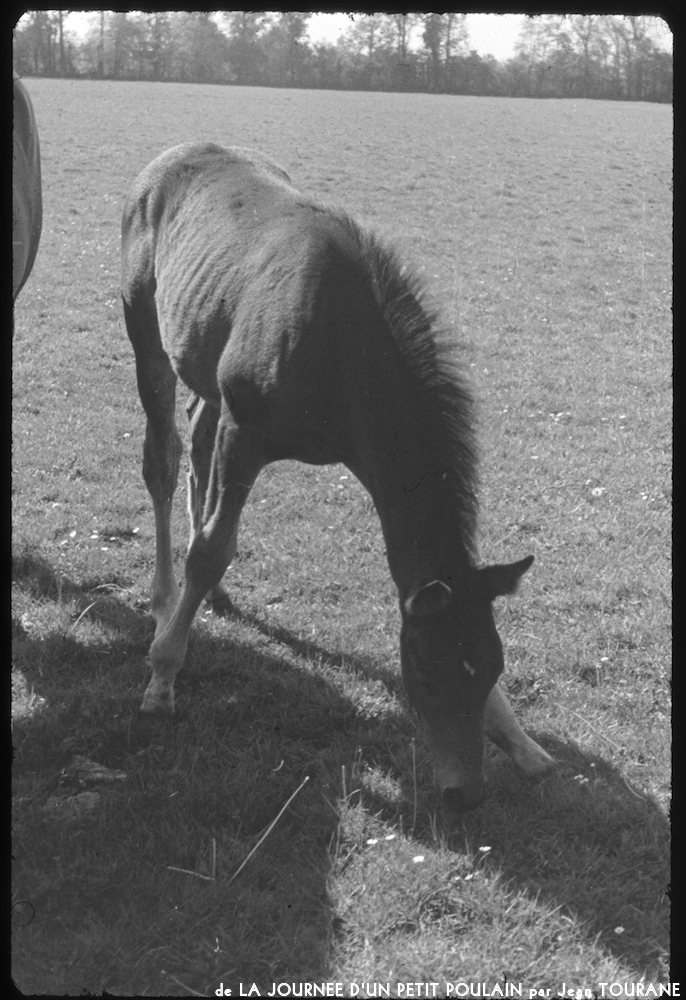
[496, 735, 670, 980]
[233, 603, 405, 696]
[12, 546, 153, 739]
[359, 730, 669, 981]
[215, 607, 671, 982]
[12, 571, 386, 992]
[12, 544, 151, 644]
[12, 562, 669, 989]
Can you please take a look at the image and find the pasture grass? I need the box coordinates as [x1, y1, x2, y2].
[12, 82, 671, 996]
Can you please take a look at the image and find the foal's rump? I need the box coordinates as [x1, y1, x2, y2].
[121, 143, 294, 347]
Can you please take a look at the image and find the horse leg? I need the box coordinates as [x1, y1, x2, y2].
[123, 299, 183, 637]
[484, 683, 555, 775]
[141, 411, 265, 714]
[186, 394, 233, 613]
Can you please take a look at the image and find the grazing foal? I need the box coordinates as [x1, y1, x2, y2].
[121, 143, 554, 810]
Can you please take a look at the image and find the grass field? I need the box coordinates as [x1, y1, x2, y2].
[12, 81, 671, 997]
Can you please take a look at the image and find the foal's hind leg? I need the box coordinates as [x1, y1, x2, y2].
[186, 394, 233, 613]
[141, 411, 265, 714]
[123, 299, 183, 636]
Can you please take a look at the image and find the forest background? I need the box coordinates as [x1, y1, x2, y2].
[14, 12, 673, 103]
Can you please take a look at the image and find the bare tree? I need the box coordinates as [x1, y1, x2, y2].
[167, 12, 230, 83]
[144, 12, 173, 81]
[420, 14, 470, 91]
[340, 14, 388, 61]
[223, 11, 268, 84]
[258, 13, 311, 86]
[443, 13, 469, 61]
[382, 13, 417, 60]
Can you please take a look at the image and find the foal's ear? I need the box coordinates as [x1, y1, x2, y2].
[404, 580, 453, 618]
[478, 555, 534, 601]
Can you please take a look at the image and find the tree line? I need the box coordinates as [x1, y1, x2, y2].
[14, 12, 672, 103]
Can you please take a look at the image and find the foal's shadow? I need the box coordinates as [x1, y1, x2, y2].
[228, 602, 405, 695]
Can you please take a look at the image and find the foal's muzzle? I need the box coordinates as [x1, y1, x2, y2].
[441, 783, 485, 813]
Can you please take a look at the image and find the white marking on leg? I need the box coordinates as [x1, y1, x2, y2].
[142, 576, 208, 715]
[485, 683, 555, 775]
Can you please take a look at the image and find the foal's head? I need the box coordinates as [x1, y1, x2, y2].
[400, 555, 534, 811]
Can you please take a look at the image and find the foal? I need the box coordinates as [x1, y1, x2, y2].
[122, 143, 554, 810]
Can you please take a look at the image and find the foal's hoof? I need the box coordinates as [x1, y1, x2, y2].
[525, 744, 556, 777]
[140, 682, 175, 716]
[205, 586, 235, 617]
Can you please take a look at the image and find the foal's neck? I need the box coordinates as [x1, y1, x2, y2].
[349, 390, 474, 601]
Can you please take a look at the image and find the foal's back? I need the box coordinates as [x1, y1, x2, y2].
[122, 143, 363, 322]
[122, 144, 377, 414]
[122, 143, 392, 468]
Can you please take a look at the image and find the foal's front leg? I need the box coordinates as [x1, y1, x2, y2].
[146, 431, 183, 636]
[484, 683, 555, 775]
[141, 415, 265, 715]
[138, 372, 183, 637]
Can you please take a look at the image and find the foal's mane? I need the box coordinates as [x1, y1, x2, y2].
[347, 219, 480, 564]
